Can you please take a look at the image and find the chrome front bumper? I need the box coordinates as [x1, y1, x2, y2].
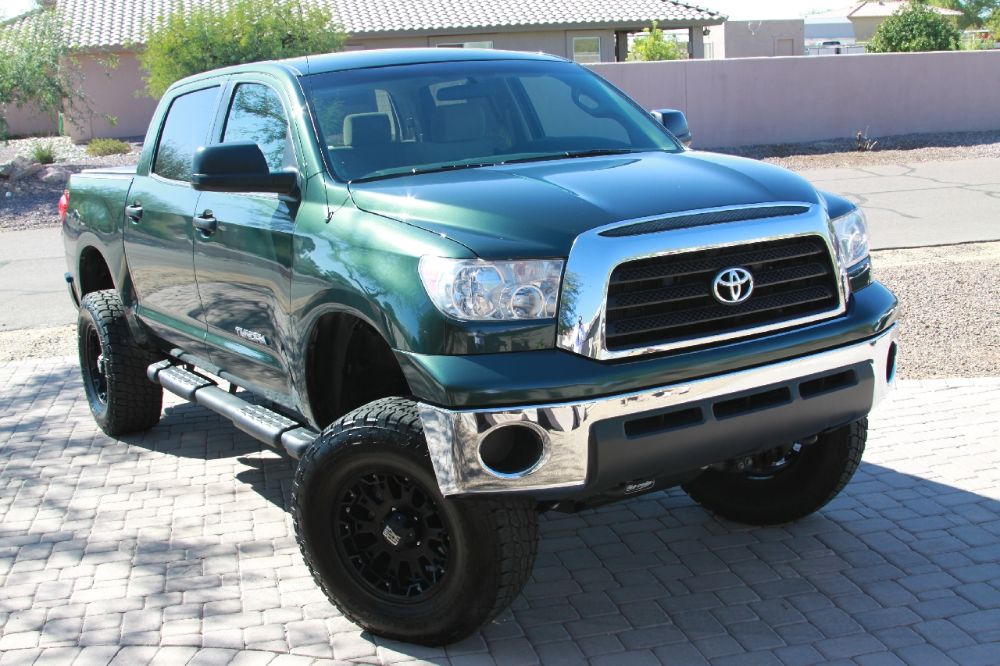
[418, 325, 899, 497]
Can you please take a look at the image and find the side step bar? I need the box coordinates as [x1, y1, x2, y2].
[147, 360, 317, 459]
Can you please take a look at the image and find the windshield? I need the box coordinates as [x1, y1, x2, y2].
[303, 58, 681, 182]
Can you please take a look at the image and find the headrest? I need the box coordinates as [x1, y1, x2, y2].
[343, 112, 393, 146]
[430, 104, 487, 143]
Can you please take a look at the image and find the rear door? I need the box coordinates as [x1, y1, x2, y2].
[192, 78, 301, 398]
[124, 84, 222, 356]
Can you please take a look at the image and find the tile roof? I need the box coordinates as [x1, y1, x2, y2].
[38, 0, 723, 51]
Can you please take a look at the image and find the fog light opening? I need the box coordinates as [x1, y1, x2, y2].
[886, 342, 898, 384]
[479, 425, 545, 477]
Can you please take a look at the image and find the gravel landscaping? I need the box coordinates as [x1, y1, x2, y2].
[0, 136, 141, 232]
[722, 129, 1000, 171]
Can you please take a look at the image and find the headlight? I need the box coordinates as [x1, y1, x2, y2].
[418, 257, 564, 321]
[831, 208, 870, 269]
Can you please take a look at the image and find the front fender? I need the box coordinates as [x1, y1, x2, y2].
[290, 197, 558, 357]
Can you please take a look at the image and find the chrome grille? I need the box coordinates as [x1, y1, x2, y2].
[604, 236, 840, 352]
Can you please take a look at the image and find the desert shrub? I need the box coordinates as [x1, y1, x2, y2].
[141, 0, 347, 98]
[86, 137, 131, 156]
[30, 139, 56, 164]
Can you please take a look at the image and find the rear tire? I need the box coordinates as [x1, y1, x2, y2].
[78, 290, 163, 436]
[682, 418, 867, 525]
[292, 397, 538, 646]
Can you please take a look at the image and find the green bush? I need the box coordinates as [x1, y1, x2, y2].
[627, 21, 687, 61]
[86, 138, 131, 156]
[868, 3, 962, 52]
[30, 139, 56, 164]
[140, 0, 347, 98]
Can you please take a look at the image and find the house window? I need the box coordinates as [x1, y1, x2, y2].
[573, 36, 601, 63]
[437, 41, 494, 49]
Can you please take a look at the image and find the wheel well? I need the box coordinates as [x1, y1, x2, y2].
[307, 313, 411, 429]
[78, 247, 114, 296]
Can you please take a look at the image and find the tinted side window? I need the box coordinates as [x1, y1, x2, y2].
[152, 86, 220, 182]
[222, 84, 293, 170]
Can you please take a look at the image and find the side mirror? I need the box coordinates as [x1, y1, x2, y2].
[192, 142, 297, 195]
[650, 109, 692, 148]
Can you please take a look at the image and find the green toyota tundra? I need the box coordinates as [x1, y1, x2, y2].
[62, 48, 898, 645]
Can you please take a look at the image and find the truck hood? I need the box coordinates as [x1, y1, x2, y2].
[348, 150, 822, 258]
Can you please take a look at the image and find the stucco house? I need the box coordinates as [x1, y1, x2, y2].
[846, 1, 963, 42]
[2, 0, 725, 141]
[702, 20, 805, 59]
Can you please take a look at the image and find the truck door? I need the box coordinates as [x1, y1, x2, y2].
[192, 80, 299, 399]
[124, 84, 222, 359]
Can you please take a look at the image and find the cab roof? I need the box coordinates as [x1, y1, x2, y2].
[173, 48, 566, 88]
[284, 48, 565, 75]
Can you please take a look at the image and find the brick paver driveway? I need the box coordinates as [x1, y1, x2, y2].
[1, 358, 999, 665]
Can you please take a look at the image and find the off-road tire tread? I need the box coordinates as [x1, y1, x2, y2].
[683, 419, 867, 526]
[79, 290, 162, 436]
[292, 396, 538, 645]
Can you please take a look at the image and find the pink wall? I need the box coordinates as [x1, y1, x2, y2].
[592, 50, 1000, 148]
[8, 49, 1000, 148]
[4, 51, 156, 142]
[2, 103, 59, 138]
[66, 52, 159, 142]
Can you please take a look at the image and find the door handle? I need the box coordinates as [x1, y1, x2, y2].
[125, 203, 143, 223]
[193, 212, 218, 236]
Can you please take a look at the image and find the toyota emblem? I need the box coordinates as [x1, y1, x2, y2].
[713, 267, 754, 305]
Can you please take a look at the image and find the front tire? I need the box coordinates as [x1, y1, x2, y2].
[292, 397, 538, 646]
[78, 289, 163, 436]
[682, 418, 867, 525]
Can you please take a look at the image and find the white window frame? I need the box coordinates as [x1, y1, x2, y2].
[436, 40, 494, 49]
[572, 36, 602, 63]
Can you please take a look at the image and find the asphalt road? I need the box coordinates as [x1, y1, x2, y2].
[801, 158, 1000, 249]
[2, 157, 998, 332]
[0, 226, 73, 331]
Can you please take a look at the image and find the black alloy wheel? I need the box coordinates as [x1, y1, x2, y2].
[293, 396, 538, 646]
[334, 469, 451, 601]
[77, 289, 163, 436]
[81, 321, 109, 406]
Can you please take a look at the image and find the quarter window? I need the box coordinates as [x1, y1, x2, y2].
[152, 86, 220, 182]
[222, 83, 294, 171]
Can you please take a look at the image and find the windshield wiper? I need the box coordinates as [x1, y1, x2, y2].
[354, 161, 498, 182]
[352, 149, 643, 182]
[501, 148, 641, 165]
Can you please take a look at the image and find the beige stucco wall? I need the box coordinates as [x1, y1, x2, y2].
[350, 29, 618, 63]
[850, 16, 884, 43]
[704, 20, 805, 59]
[590, 50, 1000, 148]
[2, 103, 59, 138]
[64, 51, 159, 142]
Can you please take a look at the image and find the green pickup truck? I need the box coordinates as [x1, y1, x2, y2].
[63, 48, 898, 645]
